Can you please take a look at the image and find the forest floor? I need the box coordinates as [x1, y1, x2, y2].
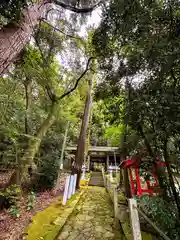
[0, 172, 69, 240]
[57, 186, 125, 240]
[0, 190, 62, 240]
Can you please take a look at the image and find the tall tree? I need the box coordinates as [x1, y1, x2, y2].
[0, 0, 103, 75]
[19, 57, 93, 182]
[73, 75, 93, 188]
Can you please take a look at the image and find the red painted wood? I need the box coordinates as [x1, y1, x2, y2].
[122, 158, 140, 168]
[142, 189, 153, 195]
[122, 156, 166, 196]
[135, 168, 142, 196]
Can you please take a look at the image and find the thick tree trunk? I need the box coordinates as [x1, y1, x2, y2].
[0, 0, 100, 75]
[73, 78, 93, 188]
[84, 99, 92, 170]
[17, 102, 57, 182]
[0, 0, 51, 76]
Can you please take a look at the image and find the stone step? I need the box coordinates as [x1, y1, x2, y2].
[89, 172, 104, 187]
[90, 180, 104, 182]
[89, 180, 104, 182]
[89, 182, 104, 185]
[90, 178, 103, 180]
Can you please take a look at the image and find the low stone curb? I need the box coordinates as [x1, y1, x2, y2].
[25, 190, 84, 240]
[54, 190, 84, 224]
[51, 190, 84, 239]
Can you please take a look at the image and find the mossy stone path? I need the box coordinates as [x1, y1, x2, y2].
[57, 186, 125, 240]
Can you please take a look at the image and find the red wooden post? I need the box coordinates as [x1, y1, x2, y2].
[129, 168, 135, 195]
[146, 180, 150, 188]
[135, 168, 142, 196]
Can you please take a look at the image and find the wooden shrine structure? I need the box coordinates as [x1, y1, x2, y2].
[122, 157, 166, 196]
[65, 146, 121, 170]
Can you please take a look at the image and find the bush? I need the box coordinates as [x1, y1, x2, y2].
[34, 156, 59, 191]
[0, 184, 21, 208]
[10, 205, 20, 217]
[137, 195, 180, 240]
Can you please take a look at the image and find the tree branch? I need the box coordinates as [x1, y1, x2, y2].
[53, 1, 104, 13]
[57, 57, 94, 100]
[41, 19, 83, 41]
[45, 85, 57, 102]
[34, 37, 48, 65]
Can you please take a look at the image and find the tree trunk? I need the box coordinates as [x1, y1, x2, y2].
[73, 77, 93, 188]
[119, 168, 124, 187]
[137, 124, 154, 157]
[119, 124, 131, 197]
[0, 0, 51, 76]
[120, 81, 132, 197]
[24, 79, 32, 134]
[59, 120, 70, 170]
[18, 102, 57, 182]
[123, 167, 131, 198]
[85, 98, 92, 170]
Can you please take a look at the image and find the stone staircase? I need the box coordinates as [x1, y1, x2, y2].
[89, 171, 104, 187]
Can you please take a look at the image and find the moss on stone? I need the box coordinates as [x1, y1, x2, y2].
[118, 193, 126, 202]
[80, 179, 88, 186]
[141, 232, 152, 240]
[25, 193, 81, 240]
[25, 198, 62, 240]
[122, 221, 132, 238]
[122, 222, 152, 240]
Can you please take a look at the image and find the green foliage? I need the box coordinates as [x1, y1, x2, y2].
[91, 0, 180, 228]
[138, 195, 180, 239]
[1, 0, 180, 233]
[10, 205, 20, 218]
[0, 21, 89, 188]
[34, 155, 59, 191]
[0, 0, 27, 24]
[27, 191, 36, 211]
[0, 184, 21, 206]
[90, 101, 107, 146]
[104, 124, 123, 146]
